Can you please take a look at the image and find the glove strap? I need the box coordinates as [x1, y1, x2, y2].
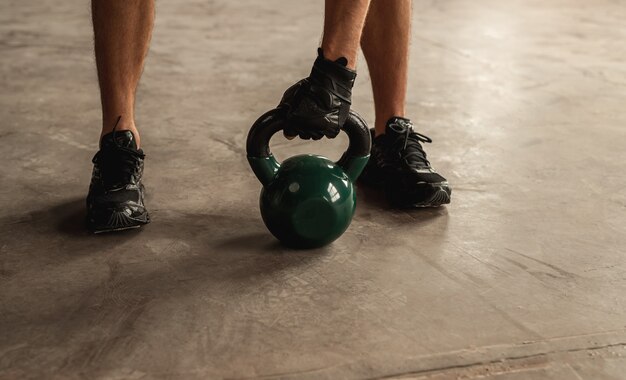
[309, 48, 357, 103]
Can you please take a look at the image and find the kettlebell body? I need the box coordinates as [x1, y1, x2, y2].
[260, 154, 357, 248]
[247, 109, 371, 249]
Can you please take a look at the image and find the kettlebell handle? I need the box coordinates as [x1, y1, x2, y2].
[246, 108, 371, 186]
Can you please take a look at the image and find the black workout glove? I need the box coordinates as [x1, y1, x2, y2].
[279, 49, 357, 140]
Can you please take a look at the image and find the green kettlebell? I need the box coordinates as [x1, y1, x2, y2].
[246, 109, 371, 249]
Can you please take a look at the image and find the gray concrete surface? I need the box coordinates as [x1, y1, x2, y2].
[1, 0, 626, 379]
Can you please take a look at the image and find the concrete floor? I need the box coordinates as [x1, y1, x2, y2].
[1, 0, 626, 379]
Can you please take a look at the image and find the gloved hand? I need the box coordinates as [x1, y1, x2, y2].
[279, 49, 357, 140]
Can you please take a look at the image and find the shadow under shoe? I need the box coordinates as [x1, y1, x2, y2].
[86, 130, 150, 233]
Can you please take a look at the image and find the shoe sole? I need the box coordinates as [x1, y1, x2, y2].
[359, 170, 451, 208]
[87, 210, 150, 234]
[92, 224, 144, 234]
[397, 185, 451, 208]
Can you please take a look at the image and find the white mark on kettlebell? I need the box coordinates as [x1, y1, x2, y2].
[289, 182, 300, 192]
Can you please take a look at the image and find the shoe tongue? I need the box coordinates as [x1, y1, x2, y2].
[100, 130, 138, 150]
[385, 117, 412, 137]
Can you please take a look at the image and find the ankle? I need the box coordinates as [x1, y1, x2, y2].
[320, 45, 359, 70]
[374, 124, 386, 137]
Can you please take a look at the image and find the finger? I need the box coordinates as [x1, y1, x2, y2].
[283, 130, 297, 140]
[300, 130, 317, 140]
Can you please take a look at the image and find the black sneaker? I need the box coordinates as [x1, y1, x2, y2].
[359, 117, 451, 207]
[86, 130, 150, 233]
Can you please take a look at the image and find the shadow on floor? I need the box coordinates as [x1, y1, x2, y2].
[53, 198, 87, 236]
[1, 204, 329, 328]
[51, 197, 144, 249]
[357, 185, 450, 230]
[0, 197, 144, 255]
[150, 209, 330, 276]
[356, 184, 388, 209]
[1, 194, 448, 365]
